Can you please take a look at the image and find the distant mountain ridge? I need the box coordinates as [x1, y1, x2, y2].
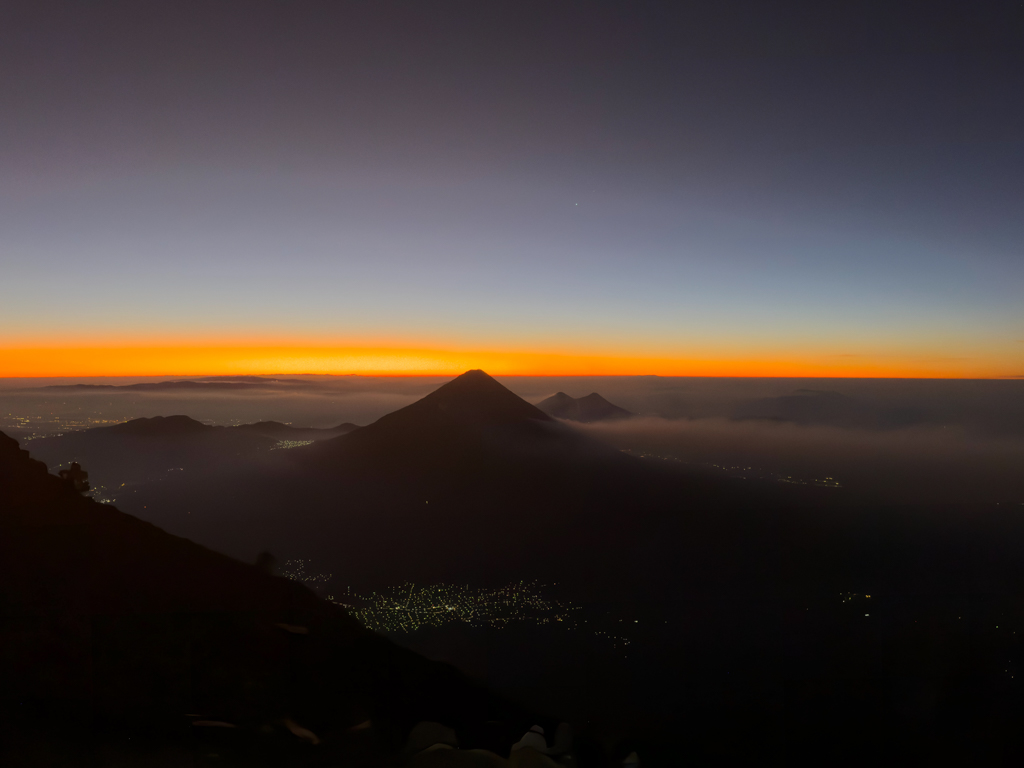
[43, 378, 299, 392]
[102, 414, 213, 435]
[27, 416, 361, 493]
[537, 391, 632, 422]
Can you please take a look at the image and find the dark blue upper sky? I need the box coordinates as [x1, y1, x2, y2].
[2, 1, 1022, 376]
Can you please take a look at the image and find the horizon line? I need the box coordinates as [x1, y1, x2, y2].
[2, 372, 1022, 382]
[1, 345, 1019, 379]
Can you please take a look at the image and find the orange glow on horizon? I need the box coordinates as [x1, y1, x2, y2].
[0, 344, 1015, 379]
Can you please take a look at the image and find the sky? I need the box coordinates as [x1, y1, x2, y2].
[2, 1, 1022, 377]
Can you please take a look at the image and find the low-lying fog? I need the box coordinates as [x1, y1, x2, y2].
[578, 417, 1024, 505]
[2, 374, 1022, 505]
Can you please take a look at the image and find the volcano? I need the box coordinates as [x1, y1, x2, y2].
[304, 369, 618, 471]
[368, 368, 552, 428]
[537, 392, 633, 423]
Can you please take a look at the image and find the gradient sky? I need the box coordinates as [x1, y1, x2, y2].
[2, 1, 1022, 377]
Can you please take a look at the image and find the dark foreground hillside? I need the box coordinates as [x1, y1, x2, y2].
[0, 430, 575, 767]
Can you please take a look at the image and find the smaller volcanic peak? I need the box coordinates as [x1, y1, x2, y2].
[101, 414, 212, 436]
[540, 392, 576, 412]
[537, 392, 633, 423]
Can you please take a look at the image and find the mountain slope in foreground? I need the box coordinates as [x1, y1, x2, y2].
[0, 430, 562, 765]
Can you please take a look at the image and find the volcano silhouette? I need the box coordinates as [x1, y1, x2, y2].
[363, 369, 552, 429]
[303, 369, 615, 474]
